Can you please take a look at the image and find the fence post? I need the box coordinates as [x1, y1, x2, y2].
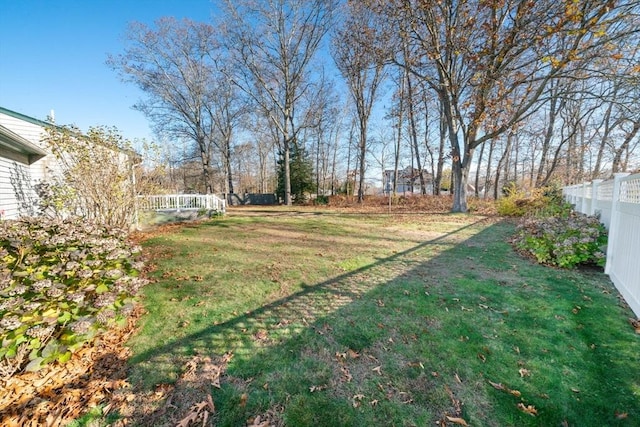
[590, 179, 603, 216]
[605, 173, 630, 275]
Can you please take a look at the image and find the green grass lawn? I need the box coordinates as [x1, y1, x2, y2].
[124, 207, 640, 426]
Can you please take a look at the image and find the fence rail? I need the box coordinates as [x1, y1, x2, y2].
[137, 194, 226, 213]
[564, 173, 640, 317]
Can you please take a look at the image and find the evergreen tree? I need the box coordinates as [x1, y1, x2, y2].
[277, 144, 315, 203]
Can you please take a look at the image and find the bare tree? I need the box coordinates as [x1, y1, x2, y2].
[109, 18, 241, 194]
[221, 0, 336, 205]
[331, 1, 388, 202]
[369, 0, 639, 211]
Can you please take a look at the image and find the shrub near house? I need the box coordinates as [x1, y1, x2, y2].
[0, 217, 147, 379]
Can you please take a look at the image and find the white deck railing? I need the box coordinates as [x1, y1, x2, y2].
[564, 173, 640, 317]
[137, 194, 226, 213]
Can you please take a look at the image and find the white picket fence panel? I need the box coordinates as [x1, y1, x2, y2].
[137, 194, 226, 213]
[564, 173, 640, 317]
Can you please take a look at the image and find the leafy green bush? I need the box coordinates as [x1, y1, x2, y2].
[314, 195, 329, 205]
[0, 217, 147, 379]
[513, 212, 607, 268]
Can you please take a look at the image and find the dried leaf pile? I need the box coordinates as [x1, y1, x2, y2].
[0, 305, 142, 426]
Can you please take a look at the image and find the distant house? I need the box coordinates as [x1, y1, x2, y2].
[0, 107, 53, 219]
[383, 166, 433, 195]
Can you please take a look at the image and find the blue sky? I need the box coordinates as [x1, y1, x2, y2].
[0, 0, 218, 143]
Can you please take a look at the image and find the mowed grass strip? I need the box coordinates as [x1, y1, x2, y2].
[127, 207, 640, 426]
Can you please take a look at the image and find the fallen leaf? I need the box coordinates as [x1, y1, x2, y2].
[517, 403, 538, 416]
[446, 416, 469, 426]
[519, 368, 531, 377]
[254, 330, 268, 341]
[615, 411, 628, 419]
[488, 381, 505, 391]
[347, 349, 360, 359]
[509, 389, 522, 397]
[341, 366, 353, 382]
[372, 366, 382, 375]
[370, 399, 379, 406]
[240, 393, 248, 407]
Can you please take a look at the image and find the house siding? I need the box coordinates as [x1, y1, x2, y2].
[0, 156, 38, 219]
[0, 109, 50, 219]
[0, 110, 53, 183]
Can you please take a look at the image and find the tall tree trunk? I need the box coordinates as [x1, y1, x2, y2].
[434, 104, 446, 196]
[393, 78, 404, 196]
[475, 142, 485, 197]
[358, 117, 367, 202]
[494, 134, 513, 200]
[405, 71, 426, 194]
[535, 85, 562, 187]
[612, 120, 640, 173]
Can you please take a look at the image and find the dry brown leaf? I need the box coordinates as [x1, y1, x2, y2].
[372, 366, 382, 375]
[517, 403, 538, 416]
[341, 366, 353, 383]
[240, 393, 248, 407]
[347, 349, 360, 359]
[254, 330, 268, 341]
[509, 389, 522, 398]
[519, 368, 531, 377]
[207, 394, 215, 412]
[446, 416, 469, 426]
[176, 410, 199, 427]
[488, 380, 506, 391]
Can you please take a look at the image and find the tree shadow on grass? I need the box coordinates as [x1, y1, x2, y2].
[117, 217, 640, 427]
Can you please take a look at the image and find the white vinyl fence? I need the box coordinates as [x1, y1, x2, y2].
[137, 194, 226, 213]
[564, 173, 640, 317]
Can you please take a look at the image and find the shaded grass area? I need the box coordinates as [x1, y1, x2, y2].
[125, 208, 639, 426]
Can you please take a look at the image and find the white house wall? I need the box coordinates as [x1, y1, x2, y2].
[0, 111, 53, 183]
[0, 110, 52, 219]
[0, 156, 38, 219]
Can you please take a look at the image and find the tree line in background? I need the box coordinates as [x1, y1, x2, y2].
[108, 0, 640, 212]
